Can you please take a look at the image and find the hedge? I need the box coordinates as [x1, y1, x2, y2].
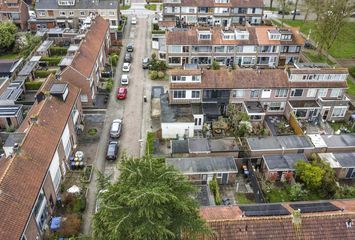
[25, 81, 43, 90]
[50, 46, 68, 56]
[146, 132, 154, 155]
[34, 70, 57, 78]
[40, 56, 62, 66]
[349, 67, 355, 78]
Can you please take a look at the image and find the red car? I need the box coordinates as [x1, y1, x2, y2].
[117, 87, 127, 100]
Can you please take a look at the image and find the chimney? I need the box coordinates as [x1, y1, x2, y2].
[346, 219, 352, 229]
[292, 209, 302, 229]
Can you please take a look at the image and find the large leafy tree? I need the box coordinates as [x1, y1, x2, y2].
[93, 155, 209, 240]
[0, 22, 17, 50]
[295, 161, 324, 190]
[313, 0, 354, 57]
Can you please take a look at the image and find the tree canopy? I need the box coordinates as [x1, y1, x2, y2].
[93, 155, 209, 240]
[295, 161, 325, 190]
[0, 22, 17, 50]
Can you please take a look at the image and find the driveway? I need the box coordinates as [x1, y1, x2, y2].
[82, 14, 151, 235]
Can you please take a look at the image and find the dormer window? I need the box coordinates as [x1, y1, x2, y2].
[198, 30, 211, 40]
[222, 30, 235, 40]
[215, 0, 229, 3]
[281, 34, 292, 40]
[235, 29, 249, 40]
[57, 0, 76, 6]
[268, 30, 281, 40]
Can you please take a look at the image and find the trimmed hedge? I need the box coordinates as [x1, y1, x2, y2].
[349, 67, 355, 78]
[50, 46, 68, 56]
[40, 56, 62, 66]
[25, 81, 43, 90]
[34, 70, 57, 78]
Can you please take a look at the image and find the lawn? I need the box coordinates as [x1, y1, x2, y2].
[281, 19, 355, 59]
[235, 193, 255, 204]
[264, 185, 291, 203]
[303, 50, 335, 65]
[145, 4, 157, 11]
[329, 121, 355, 133]
[347, 78, 355, 95]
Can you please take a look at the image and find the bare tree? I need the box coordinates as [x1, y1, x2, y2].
[314, 0, 353, 57]
[292, 0, 300, 20]
[278, 0, 291, 26]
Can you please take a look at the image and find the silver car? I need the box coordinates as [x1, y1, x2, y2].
[110, 119, 122, 138]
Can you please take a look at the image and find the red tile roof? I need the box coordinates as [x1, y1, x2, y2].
[169, 69, 348, 89]
[166, 26, 304, 46]
[165, 0, 263, 7]
[66, 16, 109, 78]
[198, 200, 355, 240]
[0, 75, 80, 239]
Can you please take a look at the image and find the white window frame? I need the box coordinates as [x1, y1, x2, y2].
[261, 89, 271, 98]
[307, 89, 317, 98]
[275, 89, 288, 98]
[317, 88, 328, 98]
[59, 11, 66, 16]
[331, 107, 347, 118]
[330, 89, 342, 98]
[232, 90, 244, 98]
[191, 90, 200, 99]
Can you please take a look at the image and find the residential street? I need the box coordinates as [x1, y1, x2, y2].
[82, 14, 152, 234]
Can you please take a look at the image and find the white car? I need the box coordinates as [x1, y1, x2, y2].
[110, 119, 122, 138]
[121, 74, 129, 85]
[131, 17, 137, 25]
[122, 63, 131, 72]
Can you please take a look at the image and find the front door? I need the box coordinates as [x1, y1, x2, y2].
[322, 109, 330, 121]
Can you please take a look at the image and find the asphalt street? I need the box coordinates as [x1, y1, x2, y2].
[82, 13, 151, 235]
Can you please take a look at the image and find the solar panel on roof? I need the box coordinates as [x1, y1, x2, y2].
[239, 204, 290, 217]
[289, 202, 340, 213]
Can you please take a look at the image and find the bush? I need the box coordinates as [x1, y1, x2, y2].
[152, 23, 159, 31]
[149, 60, 167, 71]
[150, 70, 158, 80]
[349, 67, 355, 78]
[209, 176, 222, 205]
[157, 71, 165, 79]
[25, 81, 43, 90]
[72, 196, 86, 213]
[50, 46, 68, 56]
[289, 183, 308, 201]
[106, 78, 113, 92]
[41, 56, 62, 66]
[58, 214, 81, 237]
[33, 70, 57, 78]
[151, 52, 157, 61]
[109, 54, 119, 66]
[146, 132, 154, 155]
[335, 186, 355, 199]
[212, 60, 220, 70]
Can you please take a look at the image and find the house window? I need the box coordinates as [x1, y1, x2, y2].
[317, 88, 328, 98]
[168, 57, 181, 64]
[191, 90, 200, 98]
[330, 89, 342, 98]
[290, 89, 303, 97]
[53, 167, 62, 192]
[38, 11, 46, 16]
[232, 90, 244, 98]
[111, 20, 117, 26]
[261, 89, 271, 98]
[216, 173, 223, 178]
[173, 90, 186, 99]
[332, 107, 347, 117]
[192, 76, 200, 82]
[250, 90, 259, 98]
[60, 11, 66, 16]
[69, 11, 74, 16]
[80, 94, 88, 103]
[307, 89, 317, 98]
[269, 102, 285, 111]
[109, 11, 115, 16]
[169, 45, 182, 53]
[275, 89, 288, 98]
[80, 11, 85, 16]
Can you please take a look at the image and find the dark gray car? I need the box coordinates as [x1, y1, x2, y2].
[106, 141, 119, 160]
[127, 43, 133, 52]
[124, 53, 132, 63]
[142, 57, 149, 69]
